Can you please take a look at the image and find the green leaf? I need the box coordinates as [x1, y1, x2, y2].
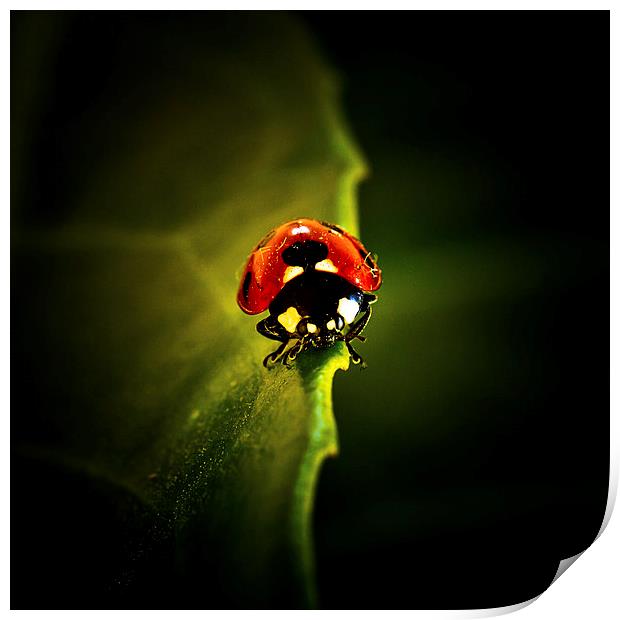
[12, 13, 365, 608]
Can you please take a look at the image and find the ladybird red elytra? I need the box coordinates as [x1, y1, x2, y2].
[237, 218, 382, 368]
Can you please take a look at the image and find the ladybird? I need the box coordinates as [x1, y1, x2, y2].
[237, 218, 382, 368]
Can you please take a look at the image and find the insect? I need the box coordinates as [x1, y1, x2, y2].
[237, 218, 382, 368]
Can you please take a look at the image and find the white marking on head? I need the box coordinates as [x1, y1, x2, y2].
[291, 225, 310, 235]
[315, 258, 338, 273]
[337, 298, 359, 324]
[307, 323, 317, 334]
[278, 306, 302, 333]
[326, 319, 336, 331]
[283, 265, 304, 284]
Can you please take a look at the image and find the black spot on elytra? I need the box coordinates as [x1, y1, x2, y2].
[282, 240, 328, 268]
[242, 271, 252, 300]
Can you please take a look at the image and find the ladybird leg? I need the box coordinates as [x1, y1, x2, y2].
[345, 341, 366, 368]
[263, 340, 290, 368]
[345, 306, 372, 343]
[284, 339, 303, 366]
[344, 307, 372, 368]
[355, 293, 378, 340]
[256, 317, 288, 342]
[284, 337, 308, 367]
[257, 318, 292, 367]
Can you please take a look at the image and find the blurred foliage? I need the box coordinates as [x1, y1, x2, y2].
[11, 12, 366, 608]
[307, 14, 609, 608]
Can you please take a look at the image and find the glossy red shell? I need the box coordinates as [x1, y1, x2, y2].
[237, 218, 382, 315]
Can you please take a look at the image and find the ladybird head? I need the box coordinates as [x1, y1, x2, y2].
[297, 314, 346, 349]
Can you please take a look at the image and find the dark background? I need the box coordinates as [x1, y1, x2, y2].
[304, 11, 610, 609]
[11, 11, 609, 610]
